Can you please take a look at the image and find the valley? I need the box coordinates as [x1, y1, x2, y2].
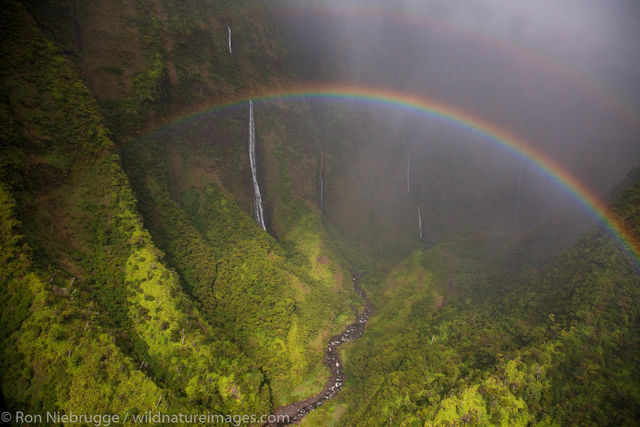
[1, 1, 639, 425]
[269, 273, 373, 425]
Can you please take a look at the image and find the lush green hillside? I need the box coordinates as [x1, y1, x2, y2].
[0, 0, 358, 416]
[0, 0, 278, 414]
[2, 0, 639, 425]
[120, 102, 362, 404]
[25, 0, 293, 138]
[303, 177, 640, 426]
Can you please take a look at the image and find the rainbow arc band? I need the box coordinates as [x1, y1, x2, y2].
[143, 84, 640, 267]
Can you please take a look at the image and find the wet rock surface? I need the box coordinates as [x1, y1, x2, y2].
[266, 273, 373, 426]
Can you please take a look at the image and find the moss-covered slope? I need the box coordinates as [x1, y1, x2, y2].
[304, 178, 640, 426]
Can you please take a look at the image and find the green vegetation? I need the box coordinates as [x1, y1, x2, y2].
[25, 0, 293, 140]
[120, 102, 360, 404]
[0, 0, 269, 415]
[2, 0, 639, 425]
[1, 0, 359, 415]
[305, 184, 640, 426]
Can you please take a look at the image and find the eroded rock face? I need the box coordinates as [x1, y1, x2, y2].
[267, 273, 373, 426]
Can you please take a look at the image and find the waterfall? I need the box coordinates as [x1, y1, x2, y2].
[417, 206, 423, 240]
[514, 159, 524, 228]
[320, 151, 324, 216]
[228, 25, 232, 55]
[407, 152, 411, 194]
[514, 86, 538, 228]
[248, 101, 266, 230]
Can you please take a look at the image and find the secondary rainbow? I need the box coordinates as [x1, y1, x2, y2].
[146, 84, 640, 266]
[279, 3, 640, 128]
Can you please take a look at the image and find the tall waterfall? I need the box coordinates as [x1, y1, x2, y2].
[514, 88, 538, 228]
[514, 159, 524, 228]
[417, 206, 423, 240]
[248, 101, 266, 230]
[228, 25, 232, 55]
[320, 151, 324, 216]
[407, 152, 411, 194]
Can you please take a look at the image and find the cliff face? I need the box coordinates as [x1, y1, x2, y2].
[2, 1, 639, 424]
[26, 0, 292, 133]
[21, 0, 583, 261]
[0, 0, 358, 413]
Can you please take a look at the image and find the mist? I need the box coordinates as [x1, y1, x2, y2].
[3, 0, 640, 423]
[279, 0, 640, 201]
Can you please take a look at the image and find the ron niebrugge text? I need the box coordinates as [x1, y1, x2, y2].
[4, 410, 289, 426]
[8, 411, 120, 425]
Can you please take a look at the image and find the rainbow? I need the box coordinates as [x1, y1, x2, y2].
[278, 3, 640, 129]
[146, 84, 640, 266]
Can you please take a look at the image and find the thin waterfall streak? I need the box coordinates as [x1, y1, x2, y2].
[248, 101, 266, 230]
[418, 206, 423, 240]
[514, 89, 538, 228]
[320, 151, 324, 216]
[407, 152, 411, 194]
[514, 159, 524, 228]
[228, 26, 232, 54]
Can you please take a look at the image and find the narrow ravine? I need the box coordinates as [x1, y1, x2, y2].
[266, 273, 374, 426]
